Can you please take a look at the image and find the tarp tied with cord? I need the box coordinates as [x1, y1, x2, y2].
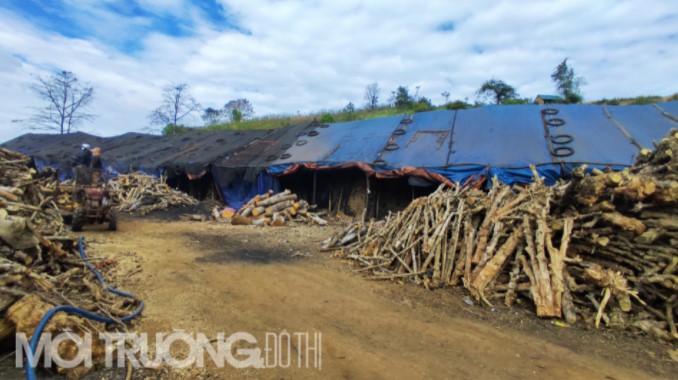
[270, 101, 677, 186]
[3, 101, 677, 206]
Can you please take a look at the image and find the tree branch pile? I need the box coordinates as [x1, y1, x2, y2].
[107, 172, 199, 214]
[325, 130, 678, 340]
[1, 148, 141, 378]
[232, 189, 328, 226]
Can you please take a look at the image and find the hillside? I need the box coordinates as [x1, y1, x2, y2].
[168, 93, 678, 135]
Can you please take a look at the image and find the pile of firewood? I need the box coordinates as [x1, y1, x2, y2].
[1, 149, 65, 238]
[326, 130, 678, 340]
[326, 179, 566, 308]
[108, 172, 199, 214]
[556, 130, 678, 339]
[1, 148, 141, 378]
[234, 189, 328, 226]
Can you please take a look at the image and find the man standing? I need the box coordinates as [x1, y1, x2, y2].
[90, 146, 103, 185]
[78, 143, 92, 166]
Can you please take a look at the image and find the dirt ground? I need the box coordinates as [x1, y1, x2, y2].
[5, 213, 678, 379]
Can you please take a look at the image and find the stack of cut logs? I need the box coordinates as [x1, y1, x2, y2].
[0, 148, 141, 378]
[108, 172, 199, 214]
[325, 130, 678, 341]
[234, 189, 327, 226]
[558, 130, 678, 340]
[1, 150, 65, 238]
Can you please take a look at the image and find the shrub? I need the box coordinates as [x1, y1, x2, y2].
[319, 113, 335, 123]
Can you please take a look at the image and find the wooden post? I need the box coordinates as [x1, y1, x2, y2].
[312, 171, 317, 205]
[376, 186, 380, 220]
[366, 174, 377, 219]
[365, 175, 369, 212]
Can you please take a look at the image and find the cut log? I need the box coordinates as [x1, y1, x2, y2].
[254, 189, 291, 206]
[256, 193, 297, 207]
[469, 227, 523, 305]
[265, 200, 295, 214]
[231, 214, 253, 225]
[601, 212, 646, 235]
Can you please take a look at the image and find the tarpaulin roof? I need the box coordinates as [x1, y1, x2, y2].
[2, 129, 270, 176]
[654, 102, 678, 123]
[3, 101, 677, 188]
[269, 101, 678, 185]
[445, 105, 550, 168]
[272, 116, 402, 165]
[545, 104, 638, 166]
[604, 104, 677, 150]
[214, 123, 310, 168]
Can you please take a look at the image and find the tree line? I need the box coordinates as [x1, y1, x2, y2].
[15, 59, 586, 135]
[335, 58, 586, 119]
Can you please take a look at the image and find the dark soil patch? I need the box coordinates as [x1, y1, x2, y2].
[191, 231, 293, 264]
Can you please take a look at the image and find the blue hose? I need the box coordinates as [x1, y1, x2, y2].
[25, 236, 144, 380]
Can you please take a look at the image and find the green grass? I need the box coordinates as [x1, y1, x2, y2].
[203, 106, 428, 131]
[591, 93, 678, 106]
[168, 92, 678, 135]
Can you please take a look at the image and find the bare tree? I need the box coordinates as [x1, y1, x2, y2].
[149, 83, 201, 135]
[441, 91, 450, 104]
[20, 71, 96, 134]
[364, 82, 380, 110]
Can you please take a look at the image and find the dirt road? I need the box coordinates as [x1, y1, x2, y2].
[77, 217, 676, 380]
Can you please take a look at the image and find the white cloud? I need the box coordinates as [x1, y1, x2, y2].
[1, 0, 677, 142]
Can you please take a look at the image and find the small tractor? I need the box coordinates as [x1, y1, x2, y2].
[68, 166, 118, 232]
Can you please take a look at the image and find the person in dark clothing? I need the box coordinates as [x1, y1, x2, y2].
[90, 147, 102, 169]
[90, 146, 103, 185]
[78, 143, 92, 166]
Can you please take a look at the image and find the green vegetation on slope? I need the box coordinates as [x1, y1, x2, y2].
[592, 93, 678, 106]
[199, 105, 453, 131]
[163, 93, 677, 135]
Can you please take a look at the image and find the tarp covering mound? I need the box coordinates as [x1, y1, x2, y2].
[3, 129, 268, 177]
[3, 101, 677, 207]
[270, 102, 678, 185]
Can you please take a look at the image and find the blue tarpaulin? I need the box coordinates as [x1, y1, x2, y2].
[655, 101, 678, 120]
[277, 116, 402, 165]
[4, 101, 678, 208]
[606, 104, 678, 149]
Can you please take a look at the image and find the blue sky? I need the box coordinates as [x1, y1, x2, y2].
[0, 0, 677, 141]
[2, 0, 240, 52]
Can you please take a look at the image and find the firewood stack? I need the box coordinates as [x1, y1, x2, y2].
[1, 149, 65, 237]
[234, 189, 328, 226]
[556, 129, 678, 339]
[325, 130, 678, 341]
[1, 148, 141, 377]
[108, 172, 199, 214]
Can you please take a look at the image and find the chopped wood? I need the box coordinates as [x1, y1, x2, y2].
[232, 189, 327, 227]
[105, 172, 199, 215]
[324, 129, 678, 341]
[0, 148, 142, 377]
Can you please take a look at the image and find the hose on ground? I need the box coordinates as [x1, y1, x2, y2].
[25, 236, 144, 380]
